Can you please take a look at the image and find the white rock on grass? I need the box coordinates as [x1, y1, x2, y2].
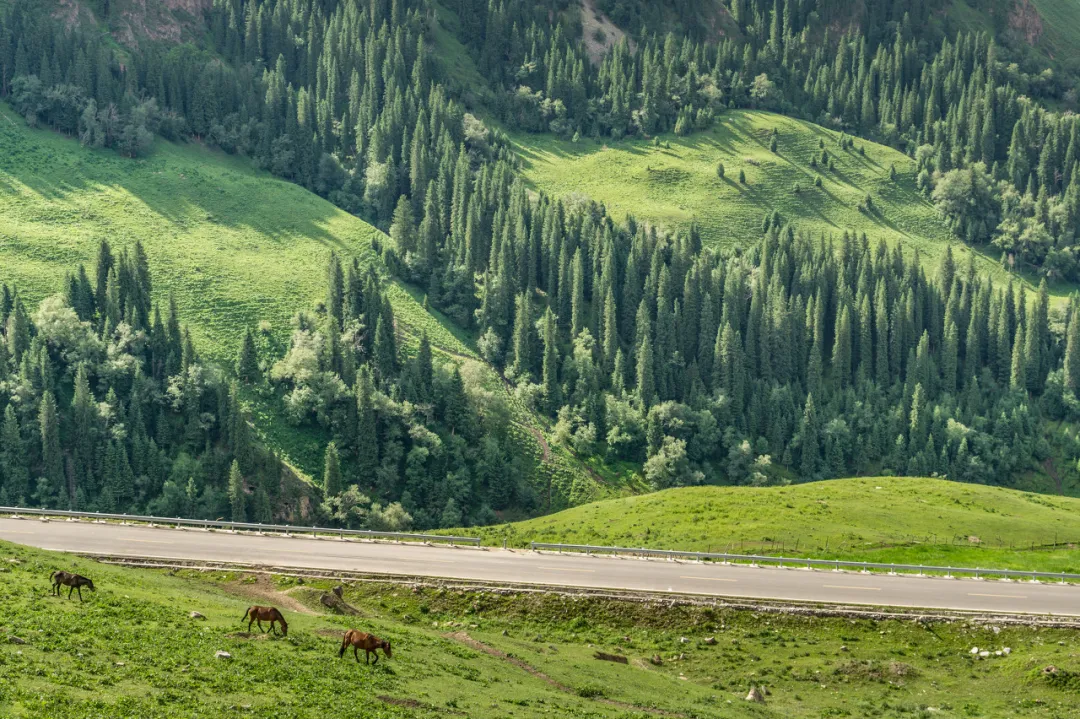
[969, 647, 979, 654]
[215, 651, 232, 660]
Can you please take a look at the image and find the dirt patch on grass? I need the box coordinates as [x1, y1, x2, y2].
[222, 573, 319, 615]
[444, 632, 685, 717]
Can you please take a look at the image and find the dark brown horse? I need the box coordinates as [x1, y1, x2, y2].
[241, 605, 288, 636]
[51, 571, 95, 601]
[339, 629, 392, 664]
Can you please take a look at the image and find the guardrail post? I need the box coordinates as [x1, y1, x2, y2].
[947, 567, 952, 578]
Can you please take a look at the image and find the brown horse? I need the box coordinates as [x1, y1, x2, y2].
[51, 571, 95, 601]
[338, 629, 392, 664]
[241, 606, 288, 636]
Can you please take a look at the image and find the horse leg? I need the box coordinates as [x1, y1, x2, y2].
[77, 586, 83, 602]
[372, 650, 379, 665]
[257, 620, 265, 633]
[68, 585, 74, 600]
[354, 646, 361, 664]
[248, 617, 255, 633]
[365, 649, 371, 665]
[271, 621, 278, 636]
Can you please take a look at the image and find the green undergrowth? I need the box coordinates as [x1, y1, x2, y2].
[2, 540, 1080, 718]
[468, 477, 1080, 573]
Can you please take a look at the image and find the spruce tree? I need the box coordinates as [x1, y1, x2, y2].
[798, 393, 821, 480]
[1065, 304, 1080, 393]
[541, 307, 560, 411]
[37, 392, 63, 506]
[323, 441, 342, 497]
[355, 365, 379, 478]
[1, 406, 28, 504]
[228, 459, 246, 522]
[236, 328, 261, 383]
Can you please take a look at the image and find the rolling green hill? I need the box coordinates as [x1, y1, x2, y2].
[472, 477, 1080, 572]
[0, 103, 595, 506]
[517, 109, 1038, 285]
[2, 539, 1077, 718]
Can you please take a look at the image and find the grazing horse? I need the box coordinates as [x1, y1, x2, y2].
[242, 605, 288, 636]
[51, 571, 96, 601]
[339, 629, 392, 664]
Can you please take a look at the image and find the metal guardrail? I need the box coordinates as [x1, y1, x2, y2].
[0, 506, 482, 546]
[530, 542, 1080, 583]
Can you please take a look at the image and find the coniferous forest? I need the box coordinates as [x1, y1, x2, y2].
[2, 0, 1080, 527]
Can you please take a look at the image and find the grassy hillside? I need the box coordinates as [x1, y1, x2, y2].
[473, 477, 1080, 572]
[0, 104, 597, 503]
[517, 110, 1060, 293]
[0, 104, 450, 361]
[3, 539, 1079, 718]
[1029, 0, 1080, 60]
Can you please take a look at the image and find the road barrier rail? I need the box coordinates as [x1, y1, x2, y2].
[0, 506, 482, 546]
[529, 542, 1080, 583]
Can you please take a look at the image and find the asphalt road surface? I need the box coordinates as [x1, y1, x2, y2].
[2, 517, 1077, 616]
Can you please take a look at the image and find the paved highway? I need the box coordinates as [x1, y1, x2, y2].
[2, 517, 1077, 615]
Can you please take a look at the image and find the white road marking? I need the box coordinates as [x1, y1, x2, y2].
[680, 576, 737, 582]
[968, 593, 1028, 599]
[537, 566, 595, 573]
[823, 585, 881, 591]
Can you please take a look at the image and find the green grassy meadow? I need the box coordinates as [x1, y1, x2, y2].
[3, 539, 1080, 718]
[516, 109, 1060, 294]
[470, 477, 1080, 572]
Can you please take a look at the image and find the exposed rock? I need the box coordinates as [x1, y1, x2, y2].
[679, 636, 690, 643]
[746, 685, 766, 703]
[650, 654, 663, 666]
[189, 611, 206, 620]
[332, 585, 344, 598]
[704, 637, 717, 645]
[215, 651, 232, 660]
[9, 637, 27, 645]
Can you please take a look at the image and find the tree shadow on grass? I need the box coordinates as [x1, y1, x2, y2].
[0, 104, 358, 254]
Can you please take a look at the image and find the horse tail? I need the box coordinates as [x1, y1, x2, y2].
[241, 606, 251, 622]
[339, 631, 350, 658]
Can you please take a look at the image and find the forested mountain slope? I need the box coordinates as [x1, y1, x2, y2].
[2, 0, 1080, 526]
[0, 101, 597, 527]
